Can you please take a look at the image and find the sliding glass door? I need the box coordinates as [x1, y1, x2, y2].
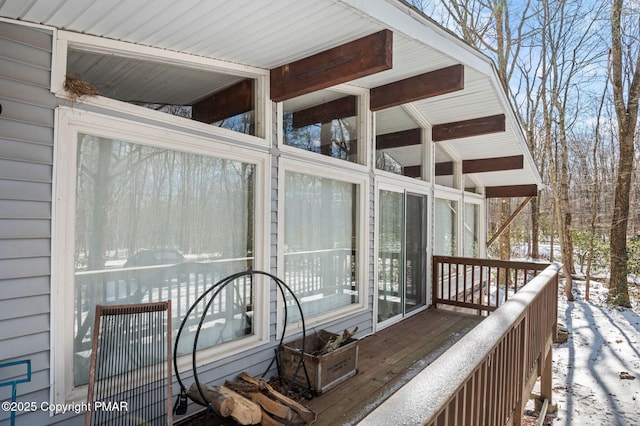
[377, 189, 428, 325]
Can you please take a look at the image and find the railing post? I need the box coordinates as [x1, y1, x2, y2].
[512, 314, 527, 426]
[540, 343, 553, 407]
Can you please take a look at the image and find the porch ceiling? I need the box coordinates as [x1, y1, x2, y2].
[0, 0, 541, 191]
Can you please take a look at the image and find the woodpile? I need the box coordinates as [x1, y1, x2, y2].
[188, 372, 316, 425]
[313, 327, 357, 356]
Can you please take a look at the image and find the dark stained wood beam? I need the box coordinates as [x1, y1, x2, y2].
[271, 30, 393, 102]
[432, 114, 505, 142]
[463, 155, 523, 174]
[376, 128, 421, 150]
[370, 64, 464, 111]
[292, 96, 356, 128]
[485, 184, 538, 198]
[435, 161, 454, 176]
[403, 165, 421, 178]
[192, 79, 254, 124]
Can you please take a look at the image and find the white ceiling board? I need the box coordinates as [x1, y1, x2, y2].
[375, 106, 420, 135]
[0, 0, 541, 188]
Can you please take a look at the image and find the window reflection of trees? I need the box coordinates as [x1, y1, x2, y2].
[75, 134, 255, 271]
[375, 151, 402, 174]
[141, 104, 255, 135]
[283, 113, 358, 162]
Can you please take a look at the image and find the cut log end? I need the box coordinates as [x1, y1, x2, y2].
[187, 383, 236, 417]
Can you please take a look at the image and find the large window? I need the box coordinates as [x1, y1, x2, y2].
[464, 202, 481, 257]
[282, 168, 364, 322]
[54, 110, 267, 401]
[56, 31, 268, 139]
[435, 198, 458, 256]
[282, 89, 360, 163]
[375, 106, 424, 179]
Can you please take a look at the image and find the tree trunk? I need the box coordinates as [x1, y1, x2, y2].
[608, 0, 639, 307]
[530, 195, 540, 259]
[558, 120, 575, 276]
[499, 199, 511, 284]
[609, 135, 634, 307]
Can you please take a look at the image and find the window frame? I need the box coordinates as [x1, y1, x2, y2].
[434, 187, 463, 257]
[373, 103, 432, 182]
[463, 193, 486, 258]
[276, 157, 369, 334]
[52, 107, 271, 404]
[374, 176, 432, 330]
[52, 30, 271, 143]
[276, 85, 371, 171]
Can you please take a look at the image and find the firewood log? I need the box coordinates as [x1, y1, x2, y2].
[221, 385, 262, 425]
[224, 380, 292, 421]
[246, 391, 292, 421]
[187, 382, 235, 417]
[237, 372, 316, 424]
[317, 327, 358, 355]
[260, 411, 286, 426]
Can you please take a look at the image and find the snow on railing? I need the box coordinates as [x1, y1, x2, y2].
[360, 262, 561, 426]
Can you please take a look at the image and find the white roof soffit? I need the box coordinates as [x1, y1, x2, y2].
[0, 0, 541, 189]
[341, 0, 542, 189]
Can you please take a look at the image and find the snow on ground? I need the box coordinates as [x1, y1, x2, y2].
[544, 279, 640, 426]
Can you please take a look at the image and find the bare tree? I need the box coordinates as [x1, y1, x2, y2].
[538, 0, 606, 300]
[608, 0, 640, 307]
[435, 0, 539, 269]
[585, 79, 609, 301]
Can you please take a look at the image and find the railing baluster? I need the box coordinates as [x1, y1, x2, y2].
[431, 256, 550, 315]
[440, 261, 444, 304]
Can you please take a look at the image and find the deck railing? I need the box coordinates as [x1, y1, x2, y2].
[361, 260, 561, 426]
[74, 249, 355, 356]
[432, 255, 552, 313]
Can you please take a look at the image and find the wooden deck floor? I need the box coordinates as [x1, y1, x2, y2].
[306, 307, 483, 425]
[175, 307, 483, 426]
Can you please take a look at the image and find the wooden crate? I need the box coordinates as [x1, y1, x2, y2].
[279, 330, 359, 395]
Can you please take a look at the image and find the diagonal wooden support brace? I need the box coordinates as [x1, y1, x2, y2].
[487, 196, 533, 247]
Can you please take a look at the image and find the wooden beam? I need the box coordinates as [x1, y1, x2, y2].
[432, 114, 505, 142]
[192, 79, 254, 123]
[292, 96, 356, 128]
[435, 161, 454, 176]
[485, 184, 538, 198]
[370, 64, 464, 111]
[270, 30, 393, 102]
[403, 165, 421, 178]
[376, 128, 421, 150]
[487, 196, 533, 246]
[463, 155, 523, 174]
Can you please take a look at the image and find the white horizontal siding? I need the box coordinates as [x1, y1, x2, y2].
[0, 159, 52, 182]
[0, 181, 52, 203]
[0, 276, 50, 299]
[0, 21, 54, 426]
[0, 98, 55, 128]
[0, 138, 53, 164]
[0, 118, 55, 146]
[0, 198, 50, 218]
[0, 55, 51, 87]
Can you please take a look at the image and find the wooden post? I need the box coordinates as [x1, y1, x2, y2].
[540, 342, 553, 409]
